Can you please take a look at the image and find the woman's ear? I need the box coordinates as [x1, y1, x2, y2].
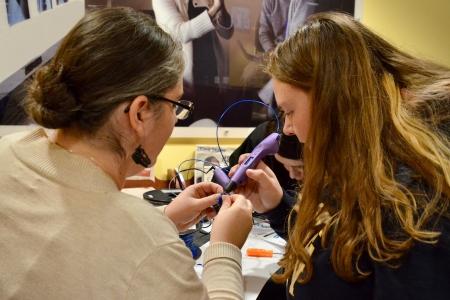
[126, 95, 150, 138]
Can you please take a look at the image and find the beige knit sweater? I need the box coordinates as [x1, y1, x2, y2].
[0, 129, 243, 299]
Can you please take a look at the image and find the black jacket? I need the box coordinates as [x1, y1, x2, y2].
[263, 189, 450, 299]
[261, 139, 450, 299]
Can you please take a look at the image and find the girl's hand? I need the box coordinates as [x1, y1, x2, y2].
[230, 154, 283, 213]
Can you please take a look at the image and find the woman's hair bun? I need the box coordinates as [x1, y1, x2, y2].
[24, 64, 80, 129]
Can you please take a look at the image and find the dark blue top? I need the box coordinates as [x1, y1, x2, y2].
[264, 185, 449, 300]
[262, 147, 450, 300]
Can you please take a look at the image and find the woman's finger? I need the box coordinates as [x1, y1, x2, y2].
[237, 153, 250, 164]
[193, 193, 222, 210]
[228, 164, 239, 177]
[246, 168, 276, 187]
[194, 182, 223, 198]
[219, 195, 232, 210]
[204, 207, 217, 220]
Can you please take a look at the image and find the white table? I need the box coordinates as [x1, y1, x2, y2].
[194, 218, 285, 300]
[122, 188, 286, 299]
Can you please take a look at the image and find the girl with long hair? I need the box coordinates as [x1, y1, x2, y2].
[234, 12, 450, 299]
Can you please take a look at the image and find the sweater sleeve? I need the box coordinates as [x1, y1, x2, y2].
[202, 242, 244, 299]
[126, 240, 243, 299]
[263, 191, 297, 240]
[153, 0, 215, 44]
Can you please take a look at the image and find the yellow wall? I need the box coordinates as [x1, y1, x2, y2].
[154, 0, 450, 180]
[362, 0, 450, 67]
[154, 139, 243, 180]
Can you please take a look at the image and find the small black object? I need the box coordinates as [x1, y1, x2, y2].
[132, 145, 151, 167]
[25, 56, 43, 75]
[143, 190, 177, 206]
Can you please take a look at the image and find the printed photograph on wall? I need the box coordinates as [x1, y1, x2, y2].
[37, 0, 53, 12]
[194, 145, 235, 183]
[151, 0, 356, 127]
[6, 0, 30, 26]
[1, 0, 356, 127]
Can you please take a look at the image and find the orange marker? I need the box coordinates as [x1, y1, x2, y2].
[246, 248, 278, 257]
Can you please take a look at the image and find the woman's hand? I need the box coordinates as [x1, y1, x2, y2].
[210, 194, 253, 249]
[231, 154, 284, 213]
[164, 182, 223, 232]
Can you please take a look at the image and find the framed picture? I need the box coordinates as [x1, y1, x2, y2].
[194, 145, 235, 183]
[1, 0, 362, 133]
[37, 0, 53, 12]
[6, 0, 30, 26]
[152, 0, 359, 128]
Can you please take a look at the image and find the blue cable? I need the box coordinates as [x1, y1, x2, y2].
[179, 229, 202, 260]
[215, 99, 281, 167]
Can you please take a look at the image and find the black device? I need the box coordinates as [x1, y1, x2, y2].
[143, 189, 182, 206]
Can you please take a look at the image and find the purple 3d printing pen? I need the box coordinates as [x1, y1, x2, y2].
[213, 167, 231, 188]
[214, 132, 280, 193]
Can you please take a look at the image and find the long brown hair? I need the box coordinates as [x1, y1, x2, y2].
[25, 7, 184, 133]
[266, 12, 450, 284]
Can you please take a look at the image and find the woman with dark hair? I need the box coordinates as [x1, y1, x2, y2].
[0, 8, 253, 299]
[233, 12, 450, 299]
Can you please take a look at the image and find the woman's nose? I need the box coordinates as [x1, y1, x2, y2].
[283, 118, 295, 135]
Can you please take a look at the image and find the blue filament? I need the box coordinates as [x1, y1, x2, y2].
[179, 229, 202, 260]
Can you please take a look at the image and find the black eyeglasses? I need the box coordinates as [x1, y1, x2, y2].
[124, 95, 194, 120]
[150, 95, 194, 120]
